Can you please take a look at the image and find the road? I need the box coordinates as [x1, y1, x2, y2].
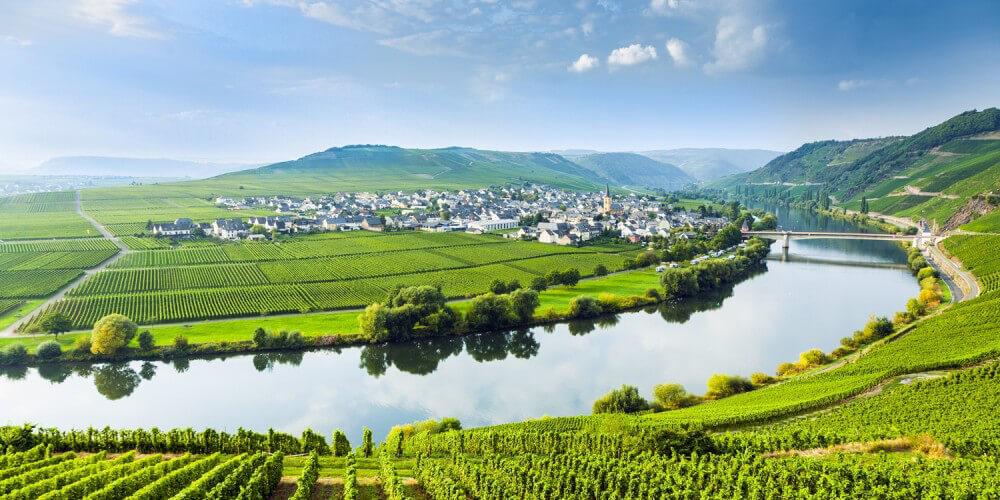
[0, 191, 129, 336]
[926, 239, 981, 302]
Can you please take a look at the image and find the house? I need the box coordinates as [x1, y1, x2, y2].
[322, 217, 347, 231]
[360, 216, 384, 231]
[468, 218, 518, 232]
[152, 218, 196, 236]
[211, 218, 250, 239]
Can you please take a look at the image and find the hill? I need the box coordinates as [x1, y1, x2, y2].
[570, 152, 696, 190]
[712, 108, 1000, 230]
[640, 148, 783, 181]
[34, 156, 253, 179]
[209, 145, 606, 193]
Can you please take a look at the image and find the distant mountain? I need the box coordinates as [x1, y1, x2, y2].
[208, 145, 607, 192]
[34, 156, 254, 179]
[571, 152, 696, 190]
[638, 148, 784, 182]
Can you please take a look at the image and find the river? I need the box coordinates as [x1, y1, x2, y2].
[0, 205, 917, 442]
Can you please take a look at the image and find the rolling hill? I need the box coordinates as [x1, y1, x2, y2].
[570, 152, 697, 190]
[712, 108, 1000, 231]
[206, 145, 607, 193]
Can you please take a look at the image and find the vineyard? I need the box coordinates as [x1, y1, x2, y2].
[0, 237, 118, 301]
[942, 234, 1000, 292]
[23, 232, 632, 329]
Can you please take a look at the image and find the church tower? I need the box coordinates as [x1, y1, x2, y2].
[603, 184, 612, 213]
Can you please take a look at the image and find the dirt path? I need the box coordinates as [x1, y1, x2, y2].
[0, 191, 130, 336]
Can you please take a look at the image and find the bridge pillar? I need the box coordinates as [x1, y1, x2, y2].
[782, 232, 790, 249]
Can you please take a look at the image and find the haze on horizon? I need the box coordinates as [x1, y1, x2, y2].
[1, 0, 998, 172]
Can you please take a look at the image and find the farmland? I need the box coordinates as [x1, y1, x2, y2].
[0, 192, 97, 240]
[23, 231, 635, 329]
[0, 237, 117, 303]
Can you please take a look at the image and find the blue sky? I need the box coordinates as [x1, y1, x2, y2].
[1, 0, 998, 170]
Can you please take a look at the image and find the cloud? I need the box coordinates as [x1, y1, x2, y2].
[648, 0, 680, 14]
[377, 30, 467, 57]
[74, 0, 167, 39]
[471, 67, 513, 103]
[703, 15, 767, 74]
[569, 53, 599, 73]
[837, 79, 873, 91]
[581, 20, 594, 36]
[607, 44, 657, 67]
[665, 38, 692, 67]
[2, 35, 33, 47]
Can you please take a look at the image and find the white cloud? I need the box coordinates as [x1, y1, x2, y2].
[569, 53, 599, 73]
[581, 20, 594, 36]
[665, 38, 692, 67]
[377, 30, 467, 57]
[74, 0, 167, 39]
[2, 35, 33, 47]
[703, 15, 767, 74]
[608, 44, 657, 67]
[649, 0, 680, 14]
[837, 79, 873, 91]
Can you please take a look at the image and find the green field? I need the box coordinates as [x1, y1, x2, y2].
[20, 231, 636, 330]
[0, 192, 97, 240]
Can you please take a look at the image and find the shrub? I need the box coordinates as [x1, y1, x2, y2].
[138, 330, 155, 351]
[750, 372, 776, 386]
[907, 297, 926, 316]
[592, 385, 649, 414]
[509, 288, 540, 323]
[466, 293, 514, 330]
[36, 341, 62, 360]
[332, 430, 351, 457]
[652, 383, 696, 410]
[489, 279, 508, 295]
[776, 362, 796, 376]
[894, 311, 915, 325]
[644, 288, 661, 300]
[916, 267, 938, 280]
[705, 374, 754, 399]
[594, 264, 609, 276]
[830, 346, 855, 359]
[640, 428, 716, 456]
[173, 335, 190, 351]
[567, 296, 603, 319]
[288, 331, 303, 347]
[73, 336, 93, 354]
[796, 348, 829, 369]
[91, 314, 138, 356]
[918, 288, 940, 305]
[862, 316, 895, 341]
[530, 276, 548, 292]
[1, 343, 28, 365]
[253, 327, 269, 347]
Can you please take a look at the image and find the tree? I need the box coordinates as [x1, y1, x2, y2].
[530, 276, 548, 292]
[358, 303, 389, 342]
[561, 268, 581, 287]
[567, 296, 602, 319]
[705, 374, 754, 399]
[592, 385, 649, 414]
[465, 293, 512, 330]
[509, 288, 540, 322]
[661, 268, 699, 298]
[489, 279, 508, 295]
[362, 427, 374, 458]
[91, 314, 138, 356]
[594, 264, 609, 276]
[138, 330, 155, 351]
[652, 383, 695, 410]
[332, 430, 351, 457]
[38, 312, 73, 337]
[253, 327, 269, 348]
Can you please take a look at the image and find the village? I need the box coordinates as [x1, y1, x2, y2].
[150, 185, 734, 246]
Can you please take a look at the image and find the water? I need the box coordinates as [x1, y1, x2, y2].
[0, 205, 917, 442]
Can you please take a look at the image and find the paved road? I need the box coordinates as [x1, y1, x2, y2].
[926, 239, 981, 302]
[0, 191, 129, 336]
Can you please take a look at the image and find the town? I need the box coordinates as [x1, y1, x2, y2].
[150, 185, 735, 245]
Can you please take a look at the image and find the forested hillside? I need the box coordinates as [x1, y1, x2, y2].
[571, 152, 696, 190]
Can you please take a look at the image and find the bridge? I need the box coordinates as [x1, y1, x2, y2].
[742, 230, 927, 249]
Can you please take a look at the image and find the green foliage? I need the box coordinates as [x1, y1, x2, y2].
[38, 312, 73, 336]
[35, 341, 62, 360]
[90, 314, 137, 356]
[592, 384, 649, 414]
[567, 295, 603, 319]
[289, 452, 318, 500]
[332, 430, 351, 457]
[652, 383, 696, 410]
[0, 343, 28, 365]
[705, 374, 754, 399]
[137, 330, 154, 351]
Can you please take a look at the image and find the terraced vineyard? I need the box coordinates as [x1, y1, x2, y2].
[24, 232, 632, 329]
[942, 234, 1000, 292]
[0, 238, 118, 301]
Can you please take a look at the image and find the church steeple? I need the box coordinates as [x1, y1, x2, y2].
[605, 184, 610, 196]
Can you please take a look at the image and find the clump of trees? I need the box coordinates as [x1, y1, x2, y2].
[466, 288, 540, 330]
[0, 343, 28, 366]
[358, 285, 460, 343]
[705, 374, 754, 399]
[253, 328, 305, 349]
[652, 383, 698, 410]
[544, 268, 581, 287]
[592, 385, 650, 414]
[660, 238, 768, 298]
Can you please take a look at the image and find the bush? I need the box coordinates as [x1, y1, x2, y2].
[465, 293, 513, 330]
[332, 430, 351, 457]
[530, 276, 548, 292]
[73, 336, 93, 354]
[640, 428, 717, 456]
[796, 348, 829, 369]
[138, 330, 155, 351]
[253, 327, 269, 347]
[750, 372, 776, 386]
[830, 346, 855, 359]
[652, 383, 696, 410]
[36, 341, 62, 360]
[644, 288, 661, 300]
[705, 374, 754, 399]
[567, 296, 603, 319]
[594, 264, 609, 276]
[173, 335, 190, 351]
[907, 297, 926, 316]
[592, 385, 649, 414]
[1, 343, 28, 365]
[862, 316, 894, 342]
[91, 314, 138, 356]
[489, 279, 508, 295]
[288, 331, 303, 347]
[776, 362, 795, 376]
[918, 288, 940, 305]
[894, 311, 915, 325]
[509, 288, 540, 323]
[916, 267, 938, 280]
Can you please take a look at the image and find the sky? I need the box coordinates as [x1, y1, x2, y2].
[0, 0, 999, 171]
